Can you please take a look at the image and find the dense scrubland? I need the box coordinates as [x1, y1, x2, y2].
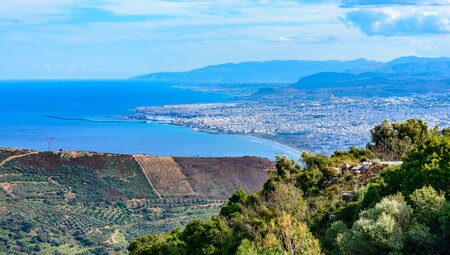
[129, 119, 450, 255]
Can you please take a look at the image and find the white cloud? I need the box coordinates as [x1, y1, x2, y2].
[342, 0, 450, 6]
[264, 36, 293, 42]
[264, 35, 339, 43]
[0, 0, 82, 23]
[344, 7, 450, 35]
[100, 0, 210, 16]
[11, 1, 343, 43]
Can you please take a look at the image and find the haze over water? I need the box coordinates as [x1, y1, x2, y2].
[0, 80, 299, 159]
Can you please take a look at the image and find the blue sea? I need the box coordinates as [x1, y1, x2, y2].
[0, 80, 299, 159]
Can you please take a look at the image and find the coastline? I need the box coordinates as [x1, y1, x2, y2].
[150, 121, 302, 159]
[4, 114, 297, 160]
[251, 134, 304, 157]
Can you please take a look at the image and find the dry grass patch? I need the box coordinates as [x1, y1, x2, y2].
[133, 155, 195, 197]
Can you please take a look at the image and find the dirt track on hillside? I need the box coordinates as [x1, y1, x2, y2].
[0, 152, 38, 167]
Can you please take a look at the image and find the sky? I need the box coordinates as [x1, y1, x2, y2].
[1, 0, 450, 79]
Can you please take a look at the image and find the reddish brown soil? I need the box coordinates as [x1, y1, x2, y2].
[173, 156, 273, 198]
[14, 152, 62, 172]
[133, 156, 195, 197]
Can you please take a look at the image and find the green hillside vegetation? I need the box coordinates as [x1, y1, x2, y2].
[0, 151, 271, 255]
[129, 119, 450, 255]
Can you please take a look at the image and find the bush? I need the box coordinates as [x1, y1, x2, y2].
[409, 186, 445, 228]
[331, 187, 449, 255]
[220, 189, 248, 217]
[334, 194, 414, 254]
[236, 213, 321, 255]
[332, 146, 374, 163]
[367, 119, 430, 161]
[324, 221, 348, 248]
[438, 202, 450, 246]
[128, 228, 186, 255]
[389, 134, 450, 195]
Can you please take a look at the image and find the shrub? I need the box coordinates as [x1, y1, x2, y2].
[236, 213, 321, 255]
[367, 119, 430, 161]
[324, 221, 348, 248]
[332, 146, 374, 163]
[334, 194, 415, 254]
[220, 189, 248, 217]
[391, 134, 450, 195]
[331, 188, 447, 255]
[128, 228, 186, 255]
[409, 186, 445, 228]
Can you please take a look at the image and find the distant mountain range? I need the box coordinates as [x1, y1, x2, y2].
[291, 56, 450, 94]
[134, 56, 450, 97]
[290, 57, 450, 97]
[133, 56, 450, 88]
[132, 59, 380, 83]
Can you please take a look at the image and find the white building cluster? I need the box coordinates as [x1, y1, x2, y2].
[133, 93, 450, 155]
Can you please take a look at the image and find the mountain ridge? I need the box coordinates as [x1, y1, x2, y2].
[133, 56, 450, 86]
[291, 56, 450, 91]
[132, 59, 381, 84]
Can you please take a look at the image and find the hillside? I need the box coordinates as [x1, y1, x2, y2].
[0, 148, 272, 254]
[291, 56, 450, 95]
[132, 59, 379, 84]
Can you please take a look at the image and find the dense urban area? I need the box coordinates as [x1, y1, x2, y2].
[132, 93, 450, 154]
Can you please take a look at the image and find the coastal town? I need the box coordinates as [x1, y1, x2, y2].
[131, 93, 450, 154]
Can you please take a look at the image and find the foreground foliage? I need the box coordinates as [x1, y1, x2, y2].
[129, 119, 450, 255]
[329, 187, 448, 254]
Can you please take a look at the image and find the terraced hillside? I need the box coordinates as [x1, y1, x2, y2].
[0, 148, 272, 255]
